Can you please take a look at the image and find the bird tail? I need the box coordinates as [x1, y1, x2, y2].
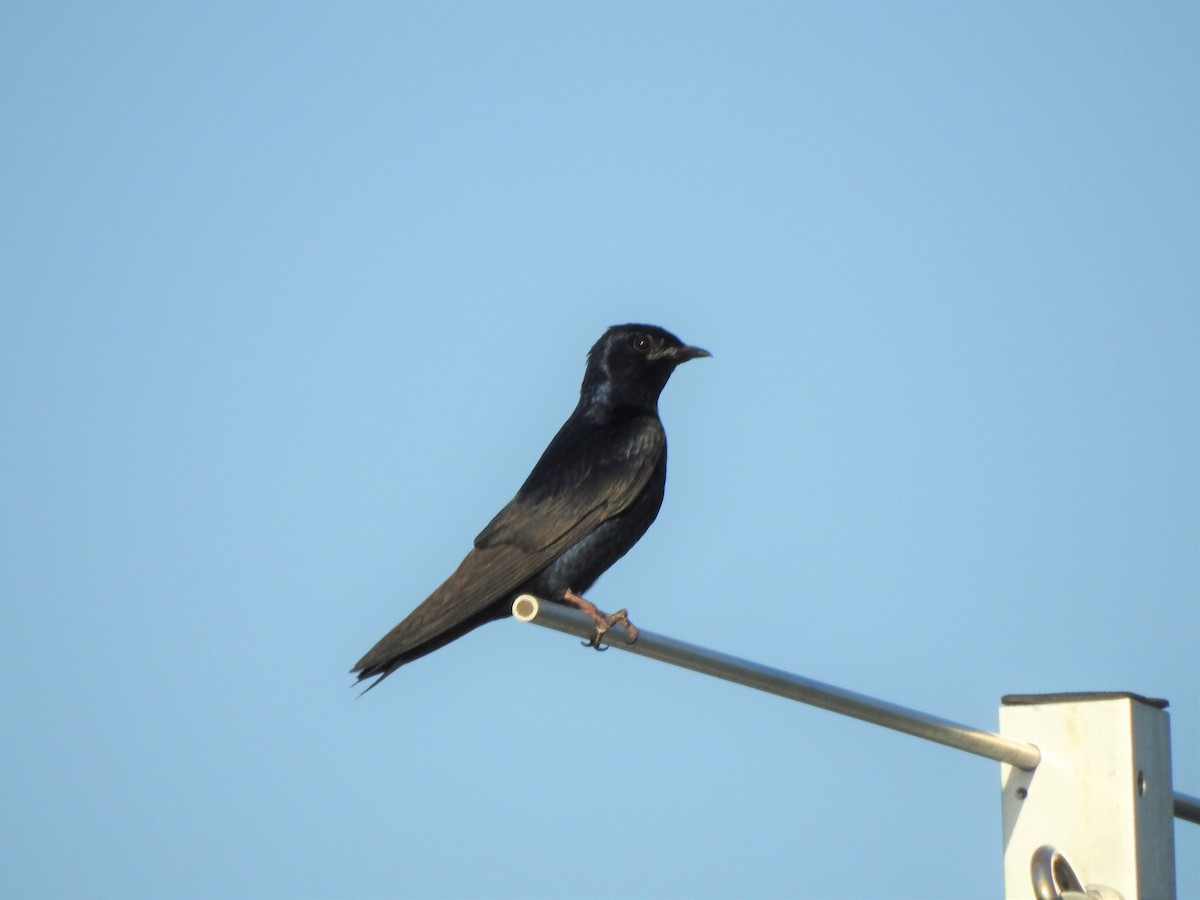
[350, 601, 511, 690]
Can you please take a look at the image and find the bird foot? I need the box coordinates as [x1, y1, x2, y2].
[562, 589, 640, 650]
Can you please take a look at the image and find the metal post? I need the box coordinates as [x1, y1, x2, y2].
[999, 693, 1177, 899]
[512, 594, 1041, 769]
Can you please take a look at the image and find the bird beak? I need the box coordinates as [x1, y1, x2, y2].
[668, 344, 712, 363]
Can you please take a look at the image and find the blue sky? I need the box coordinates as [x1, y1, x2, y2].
[3, 3, 1197, 898]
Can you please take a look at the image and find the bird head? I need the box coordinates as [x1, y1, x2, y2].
[580, 324, 710, 416]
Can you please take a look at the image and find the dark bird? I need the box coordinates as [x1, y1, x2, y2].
[352, 324, 709, 689]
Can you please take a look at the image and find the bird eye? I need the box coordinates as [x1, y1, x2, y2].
[633, 335, 651, 351]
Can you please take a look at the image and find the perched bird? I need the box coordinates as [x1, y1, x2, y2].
[352, 323, 709, 689]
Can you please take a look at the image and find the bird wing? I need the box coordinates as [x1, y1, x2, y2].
[475, 419, 665, 554]
[352, 419, 665, 675]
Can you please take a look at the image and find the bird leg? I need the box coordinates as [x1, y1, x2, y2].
[561, 588, 640, 650]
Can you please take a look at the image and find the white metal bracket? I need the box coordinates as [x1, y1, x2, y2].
[1000, 693, 1176, 899]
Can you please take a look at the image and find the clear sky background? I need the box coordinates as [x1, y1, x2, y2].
[3, 3, 1197, 899]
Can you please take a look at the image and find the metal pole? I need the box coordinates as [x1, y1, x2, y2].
[512, 594, 1042, 771]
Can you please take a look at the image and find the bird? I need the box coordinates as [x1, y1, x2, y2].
[352, 323, 709, 689]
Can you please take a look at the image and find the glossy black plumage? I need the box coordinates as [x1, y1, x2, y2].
[352, 324, 709, 688]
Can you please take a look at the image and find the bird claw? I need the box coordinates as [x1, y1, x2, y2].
[604, 608, 639, 645]
[580, 615, 611, 651]
[562, 590, 638, 652]
[580, 621, 610, 651]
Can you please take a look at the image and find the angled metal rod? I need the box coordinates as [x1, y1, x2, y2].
[512, 595, 1042, 771]
[1177, 792, 1200, 825]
